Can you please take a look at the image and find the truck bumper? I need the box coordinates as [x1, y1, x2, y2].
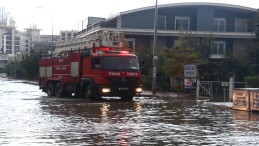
[94, 85, 142, 97]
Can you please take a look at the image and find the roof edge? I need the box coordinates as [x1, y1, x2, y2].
[106, 2, 257, 21]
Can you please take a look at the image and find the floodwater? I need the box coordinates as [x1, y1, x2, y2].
[1, 79, 259, 145]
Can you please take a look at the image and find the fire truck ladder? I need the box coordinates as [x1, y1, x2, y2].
[56, 31, 123, 52]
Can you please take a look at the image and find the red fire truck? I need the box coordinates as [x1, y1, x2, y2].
[38, 32, 142, 100]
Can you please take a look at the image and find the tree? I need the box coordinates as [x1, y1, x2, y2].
[135, 44, 153, 89]
[19, 52, 40, 80]
[5, 51, 42, 80]
[5, 61, 16, 78]
[160, 30, 212, 91]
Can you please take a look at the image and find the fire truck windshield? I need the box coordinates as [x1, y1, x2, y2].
[102, 56, 139, 70]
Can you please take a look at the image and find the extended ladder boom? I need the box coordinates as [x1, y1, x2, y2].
[55, 31, 123, 53]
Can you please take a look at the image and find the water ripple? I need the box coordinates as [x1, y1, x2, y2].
[1, 80, 259, 145]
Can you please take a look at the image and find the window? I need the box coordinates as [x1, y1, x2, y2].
[213, 18, 226, 32]
[102, 56, 139, 70]
[235, 18, 248, 32]
[173, 40, 178, 48]
[125, 38, 135, 52]
[6, 36, 11, 40]
[210, 41, 226, 58]
[175, 16, 190, 30]
[158, 15, 166, 30]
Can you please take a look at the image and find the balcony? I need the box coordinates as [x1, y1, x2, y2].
[76, 17, 255, 40]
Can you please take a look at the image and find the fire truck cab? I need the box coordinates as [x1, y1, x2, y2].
[38, 32, 142, 100]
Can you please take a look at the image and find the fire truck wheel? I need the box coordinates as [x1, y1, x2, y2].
[84, 84, 94, 100]
[47, 82, 54, 96]
[55, 83, 63, 97]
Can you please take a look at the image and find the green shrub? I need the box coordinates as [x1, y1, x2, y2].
[245, 76, 259, 87]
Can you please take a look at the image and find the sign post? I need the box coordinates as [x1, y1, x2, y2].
[184, 64, 197, 91]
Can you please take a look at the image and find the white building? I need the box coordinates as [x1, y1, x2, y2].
[59, 30, 78, 44]
[0, 25, 15, 54]
[0, 24, 16, 73]
[0, 8, 30, 74]
[25, 25, 41, 42]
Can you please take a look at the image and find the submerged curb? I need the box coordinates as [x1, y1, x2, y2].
[138, 91, 179, 98]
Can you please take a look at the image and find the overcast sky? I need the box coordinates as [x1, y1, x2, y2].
[1, 0, 259, 35]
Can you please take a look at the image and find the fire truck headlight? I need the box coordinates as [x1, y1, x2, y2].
[135, 87, 142, 93]
[102, 88, 111, 93]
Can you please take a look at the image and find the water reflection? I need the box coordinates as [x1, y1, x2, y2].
[233, 110, 259, 121]
[100, 102, 110, 123]
[39, 98, 145, 145]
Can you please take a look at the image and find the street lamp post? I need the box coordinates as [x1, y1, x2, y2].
[152, 0, 158, 93]
[37, 6, 54, 55]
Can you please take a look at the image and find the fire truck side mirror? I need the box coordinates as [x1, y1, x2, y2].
[94, 64, 101, 69]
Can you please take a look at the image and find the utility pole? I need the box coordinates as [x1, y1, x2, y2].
[152, 0, 158, 93]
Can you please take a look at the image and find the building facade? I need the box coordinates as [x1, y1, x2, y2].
[78, 2, 258, 60]
[0, 24, 31, 75]
[0, 25, 15, 75]
[59, 30, 78, 44]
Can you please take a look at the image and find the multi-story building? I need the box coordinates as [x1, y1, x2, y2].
[0, 25, 15, 55]
[59, 30, 78, 44]
[24, 25, 59, 53]
[0, 25, 31, 75]
[0, 7, 31, 76]
[25, 25, 41, 42]
[0, 7, 60, 77]
[78, 2, 258, 60]
[0, 24, 15, 75]
[18, 33, 30, 52]
[15, 31, 31, 61]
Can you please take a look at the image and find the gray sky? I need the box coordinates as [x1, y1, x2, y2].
[1, 0, 259, 35]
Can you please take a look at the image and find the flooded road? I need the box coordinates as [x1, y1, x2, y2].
[1, 79, 259, 145]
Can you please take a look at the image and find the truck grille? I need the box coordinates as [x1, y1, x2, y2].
[107, 77, 138, 85]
